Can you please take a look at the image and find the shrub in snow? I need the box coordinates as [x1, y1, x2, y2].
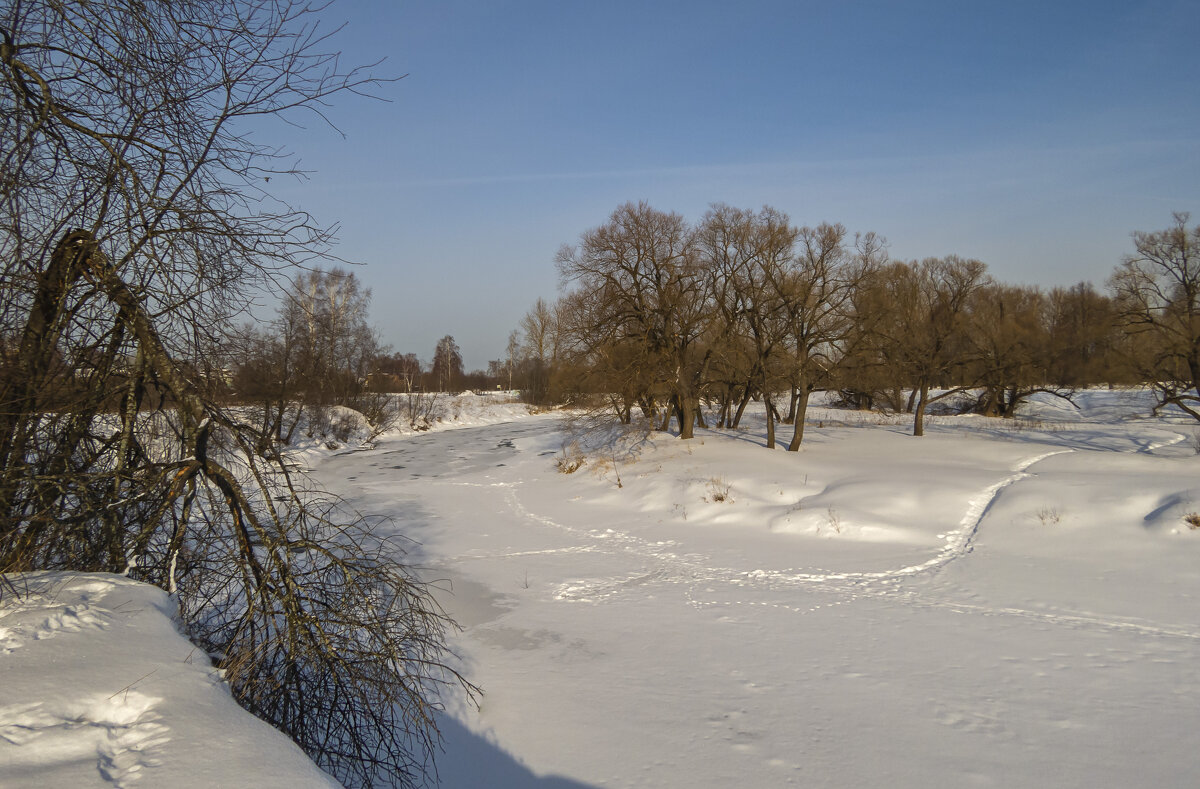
[706, 477, 732, 503]
[557, 443, 586, 474]
[401, 391, 442, 431]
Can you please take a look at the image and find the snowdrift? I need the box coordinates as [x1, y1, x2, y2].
[0, 573, 338, 787]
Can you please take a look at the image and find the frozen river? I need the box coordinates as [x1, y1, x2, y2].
[316, 400, 1200, 788]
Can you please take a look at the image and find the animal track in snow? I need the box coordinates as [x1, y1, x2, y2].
[0, 589, 112, 654]
[0, 692, 170, 787]
[934, 705, 1013, 739]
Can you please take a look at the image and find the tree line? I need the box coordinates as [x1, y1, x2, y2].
[498, 202, 1199, 445]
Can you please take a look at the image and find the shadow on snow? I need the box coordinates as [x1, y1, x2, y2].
[433, 713, 599, 789]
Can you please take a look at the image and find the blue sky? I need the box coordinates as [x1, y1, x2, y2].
[267, 0, 1200, 370]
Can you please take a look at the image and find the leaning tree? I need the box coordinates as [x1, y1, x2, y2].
[0, 3, 472, 786]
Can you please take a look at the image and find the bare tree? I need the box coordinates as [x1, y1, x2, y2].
[558, 202, 712, 438]
[1045, 282, 1121, 387]
[375, 351, 424, 392]
[1109, 213, 1200, 419]
[517, 297, 561, 403]
[867, 257, 990, 436]
[506, 329, 520, 391]
[778, 224, 884, 450]
[0, 3, 472, 786]
[285, 267, 378, 406]
[965, 283, 1062, 417]
[234, 267, 381, 445]
[556, 285, 663, 423]
[697, 204, 796, 446]
[431, 334, 463, 392]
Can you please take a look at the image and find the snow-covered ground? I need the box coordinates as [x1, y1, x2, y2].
[0, 573, 338, 788]
[313, 389, 1200, 788]
[4, 390, 1200, 787]
[283, 392, 536, 462]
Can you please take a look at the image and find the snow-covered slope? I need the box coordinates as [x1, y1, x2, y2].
[283, 392, 535, 461]
[0, 573, 338, 787]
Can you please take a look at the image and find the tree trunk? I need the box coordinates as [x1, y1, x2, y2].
[1002, 387, 1019, 417]
[764, 393, 776, 449]
[787, 388, 812, 451]
[0, 232, 93, 492]
[659, 402, 673, 431]
[639, 395, 656, 421]
[678, 396, 695, 439]
[283, 404, 303, 444]
[979, 385, 1000, 417]
[782, 386, 799, 425]
[731, 381, 754, 428]
[913, 380, 929, 436]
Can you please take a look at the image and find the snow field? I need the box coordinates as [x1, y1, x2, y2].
[5, 390, 1200, 787]
[313, 390, 1200, 787]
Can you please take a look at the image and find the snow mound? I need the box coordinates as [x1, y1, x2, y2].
[423, 393, 536, 432]
[0, 573, 337, 788]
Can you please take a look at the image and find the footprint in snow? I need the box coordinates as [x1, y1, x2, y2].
[0, 692, 170, 787]
[0, 601, 111, 654]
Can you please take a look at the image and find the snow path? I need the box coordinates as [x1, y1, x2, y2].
[0, 692, 171, 788]
[1138, 428, 1187, 453]
[0, 580, 167, 787]
[535, 448, 1075, 601]
[484, 444, 1200, 643]
[0, 578, 168, 786]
